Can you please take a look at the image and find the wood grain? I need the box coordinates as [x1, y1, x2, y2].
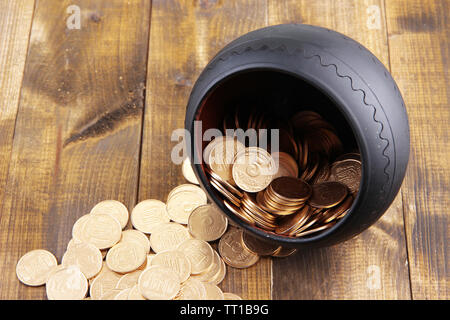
[0, 0, 447, 300]
[268, 0, 412, 299]
[140, 0, 271, 299]
[0, 0, 35, 232]
[0, 0, 151, 299]
[385, 0, 449, 300]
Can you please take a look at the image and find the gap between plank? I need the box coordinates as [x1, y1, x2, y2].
[135, 0, 154, 206]
[382, 0, 414, 300]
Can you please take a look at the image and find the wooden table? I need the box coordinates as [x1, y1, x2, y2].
[0, 0, 447, 300]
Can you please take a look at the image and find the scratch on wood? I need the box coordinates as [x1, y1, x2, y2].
[396, 12, 438, 33]
[90, 12, 101, 23]
[197, 0, 221, 10]
[64, 83, 145, 146]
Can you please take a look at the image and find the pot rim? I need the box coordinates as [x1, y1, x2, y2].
[187, 64, 367, 246]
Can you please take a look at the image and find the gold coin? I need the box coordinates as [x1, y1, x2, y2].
[222, 112, 235, 132]
[167, 184, 207, 203]
[146, 253, 156, 266]
[150, 222, 191, 253]
[210, 178, 241, 206]
[167, 189, 208, 224]
[292, 210, 322, 235]
[335, 152, 361, 162]
[299, 137, 309, 170]
[177, 239, 214, 274]
[72, 213, 122, 250]
[71, 214, 90, 240]
[218, 228, 259, 268]
[190, 250, 221, 282]
[312, 158, 331, 184]
[150, 250, 191, 283]
[271, 246, 297, 258]
[45, 264, 65, 283]
[209, 256, 227, 286]
[269, 177, 312, 202]
[275, 205, 311, 235]
[131, 199, 170, 234]
[115, 269, 143, 290]
[239, 202, 277, 231]
[46, 265, 88, 300]
[223, 199, 255, 225]
[241, 232, 281, 256]
[208, 136, 245, 183]
[120, 229, 150, 253]
[298, 151, 315, 181]
[203, 282, 224, 300]
[62, 242, 103, 279]
[188, 204, 228, 242]
[98, 289, 122, 300]
[89, 262, 122, 300]
[203, 136, 223, 165]
[296, 221, 336, 237]
[128, 284, 146, 300]
[330, 159, 361, 195]
[321, 194, 353, 224]
[206, 166, 243, 198]
[308, 181, 348, 209]
[138, 265, 181, 300]
[182, 157, 199, 185]
[106, 241, 147, 273]
[337, 208, 350, 220]
[16, 249, 57, 286]
[89, 260, 104, 284]
[137, 258, 148, 270]
[232, 147, 275, 192]
[242, 193, 277, 222]
[67, 238, 83, 250]
[114, 288, 131, 300]
[224, 292, 243, 300]
[271, 152, 299, 179]
[174, 278, 206, 300]
[90, 200, 129, 229]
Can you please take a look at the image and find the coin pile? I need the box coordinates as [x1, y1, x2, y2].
[205, 108, 362, 238]
[15, 162, 296, 299]
[258, 177, 312, 216]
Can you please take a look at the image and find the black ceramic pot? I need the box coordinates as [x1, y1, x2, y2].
[185, 24, 410, 248]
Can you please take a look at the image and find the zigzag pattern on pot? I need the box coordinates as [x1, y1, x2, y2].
[303, 52, 391, 195]
[195, 43, 392, 194]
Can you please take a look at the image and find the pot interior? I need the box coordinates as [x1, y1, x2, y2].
[194, 69, 361, 240]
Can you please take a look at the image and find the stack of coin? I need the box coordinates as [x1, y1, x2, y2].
[204, 107, 362, 239]
[258, 177, 312, 215]
[273, 181, 351, 237]
[206, 166, 243, 207]
[240, 193, 278, 231]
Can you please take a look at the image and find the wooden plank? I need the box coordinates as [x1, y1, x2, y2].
[268, 0, 411, 299]
[0, 0, 151, 299]
[140, 0, 270, 299]
[385, 0, 449, 299]
[0, 0, 35, 227]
